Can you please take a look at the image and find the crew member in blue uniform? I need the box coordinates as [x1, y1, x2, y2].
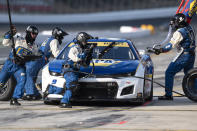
[59, 32, 94, 108]
[0, 25, 41, 105]
[154, 13, 196, 100]
[23, 27, 68, 100]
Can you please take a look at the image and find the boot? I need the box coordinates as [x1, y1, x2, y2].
[22, 94, 42, 101]
[59, 102, 72, 108]
[22, 95, 33, 101]
[10, 98, 21, 106]
[32, 94, 42, 100]
[158, 95, 173, 100]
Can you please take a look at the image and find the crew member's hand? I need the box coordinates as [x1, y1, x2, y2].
[153, 44, 162, 55]
[154, 48, 162, 55]
[11, 25, 17, 36]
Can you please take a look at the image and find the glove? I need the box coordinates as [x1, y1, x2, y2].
[14, 55, 25, 65]
[153, 44, 163, 55]
[11, 25, 17, 36]
[154, 48, 162, 55]
[78, 53, 86, 59]
[4, 25, 17, 39]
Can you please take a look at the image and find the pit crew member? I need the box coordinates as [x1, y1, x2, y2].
[59, 32, 94, 108]
[0, 25, 41, 105]
[23, 27, 68, 100]
[153, 13, 196, 100]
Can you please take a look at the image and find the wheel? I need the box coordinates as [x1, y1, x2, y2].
[146, 73, 153, 101]
[136, 73, 147, 105]
[182, 68, 197, 102]
[0, 64, 16, 101]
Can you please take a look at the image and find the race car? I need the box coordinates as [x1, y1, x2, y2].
[42, 38, 154, 104]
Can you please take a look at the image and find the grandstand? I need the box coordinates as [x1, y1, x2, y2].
[0, 0, 178, 14]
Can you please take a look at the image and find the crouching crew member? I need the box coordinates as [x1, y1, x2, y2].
[59, 32, 95, 108]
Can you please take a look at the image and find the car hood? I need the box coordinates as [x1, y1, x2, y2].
[48, 59, 139, 75]
[81, 59, 139, 75]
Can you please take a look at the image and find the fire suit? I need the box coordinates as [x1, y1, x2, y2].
[0, 33, 40, 99]
[177, 0, 197, 23]
[162, 25, 196, 96]
[60, 44, 86, 104]
[24, 36, 61, 97]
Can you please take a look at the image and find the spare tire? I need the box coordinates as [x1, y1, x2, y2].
[0, 64, 16, 101]
[182, 68, 197, 102]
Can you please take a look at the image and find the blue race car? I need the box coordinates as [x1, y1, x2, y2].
[42, 38, 154, 104]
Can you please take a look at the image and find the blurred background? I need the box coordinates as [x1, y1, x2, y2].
[0, 0, 196, 90]
[0, 0, 196, 49]
[0, 0, 178, 14]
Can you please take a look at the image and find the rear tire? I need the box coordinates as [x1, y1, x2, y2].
[0, 64, 16, 101]
[182, 68, 197, 102]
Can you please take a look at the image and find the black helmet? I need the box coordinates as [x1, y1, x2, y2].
[76, 32, 93, 46]
[171, 13, 187, 29]
[26, 25, 39, 35]
[52, 27, 68, 42]
[25, 25, 39, 45]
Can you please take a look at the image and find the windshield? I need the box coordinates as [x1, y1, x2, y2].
[58, 41, 135, 60]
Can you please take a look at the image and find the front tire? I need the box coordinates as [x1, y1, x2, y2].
[146, 73, 153, 101]
[0, 64, 16, 101]
[182, 68, 197, 102]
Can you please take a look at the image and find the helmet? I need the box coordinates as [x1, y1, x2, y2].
[76, 32, 93, 47]
[25, 25, 39, 45]
[171, 13, 187, 29]
[52, 27, 68, 42]
[26, 25, 39, 35]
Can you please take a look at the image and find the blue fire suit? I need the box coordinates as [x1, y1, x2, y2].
[24, 36, 60, 96]
[0, 33, 39, 99]
[162, 25, 196, 96]
[60, 44, 86, 104]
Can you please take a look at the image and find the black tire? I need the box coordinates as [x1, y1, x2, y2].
[182, 68, 197, 102]
[0, 64, 16, 101]
[146, 73, 153, 101]
[136, 73, 147, 105]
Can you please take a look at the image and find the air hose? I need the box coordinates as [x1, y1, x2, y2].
[131, 75, 185, 97]
[66, 70, 185, 97]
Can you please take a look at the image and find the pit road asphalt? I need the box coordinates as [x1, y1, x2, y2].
[0, 27, 197, 131]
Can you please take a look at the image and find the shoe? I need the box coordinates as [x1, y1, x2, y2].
[22, 94, 42, 101]
[10, 98, 21, 106]
[59, 103, 72, 108]
[32, 94, 42, 100]
[158, 95, 173, 100]
[22, 95, 33, 101]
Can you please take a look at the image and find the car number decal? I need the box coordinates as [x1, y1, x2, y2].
[52, 79, 57, 84]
